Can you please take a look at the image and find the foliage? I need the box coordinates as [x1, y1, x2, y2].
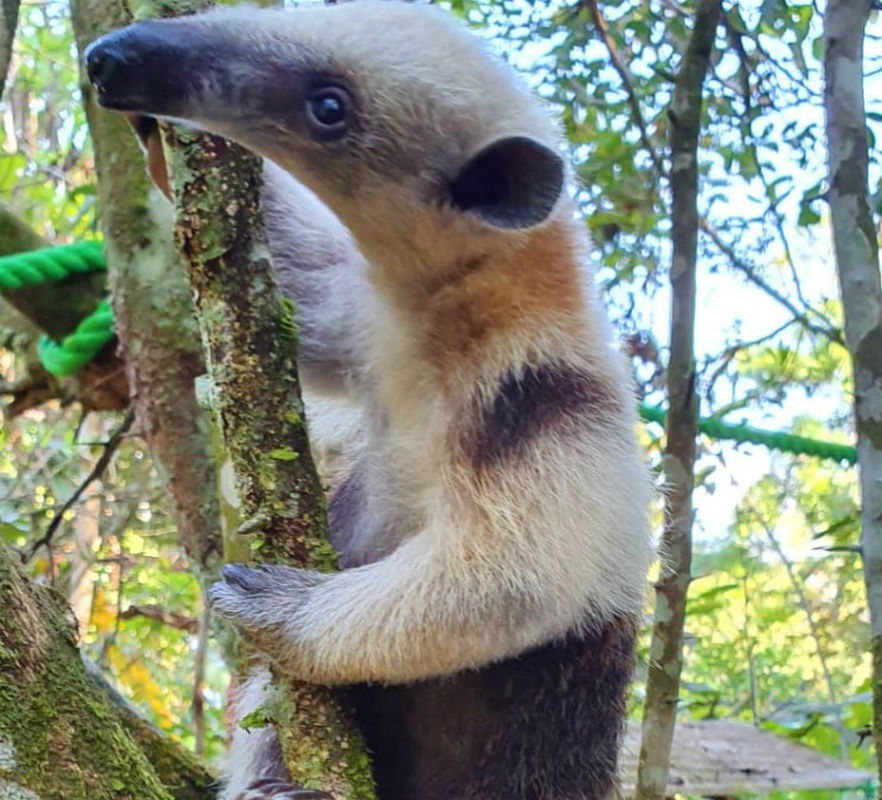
[0, 402, 227, 763]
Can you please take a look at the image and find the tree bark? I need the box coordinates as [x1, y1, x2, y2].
[69, 0, 222, 573]
[824, 0, 882, 785]
[158, 113, 376, 798]
[0, 542, 215, 800]
[0, 0, 18, 98]
[636, 2, 720, 798]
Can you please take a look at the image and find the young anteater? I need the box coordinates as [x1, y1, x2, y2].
[85, 4, 653, 798]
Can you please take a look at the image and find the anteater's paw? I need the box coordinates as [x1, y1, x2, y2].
[237, 778, 333, 800]
[208, 564, 319, 656]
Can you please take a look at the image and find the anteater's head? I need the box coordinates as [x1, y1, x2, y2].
[86, 1, 568, 281]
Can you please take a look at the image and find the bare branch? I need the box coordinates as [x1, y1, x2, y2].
[26, 408, 134, 561]
[745, 498, 850, 762]
[699, 218, 845, 345]
[119, 603, 199, 633]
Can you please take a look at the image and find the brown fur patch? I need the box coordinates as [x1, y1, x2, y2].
[404, 219, 588, 372]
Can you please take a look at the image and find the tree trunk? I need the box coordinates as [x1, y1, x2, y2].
[69, 0, 221, 574]
[824, 0, 882, 785]
[158, 113, 376, 799]
[0, 542, 214, 800]
[0, 0, 18, 98]
[636, 2, 720, 797]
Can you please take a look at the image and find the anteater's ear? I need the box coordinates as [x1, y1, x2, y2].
[125, 113, 172, 200]
[450, 136, 564, 230]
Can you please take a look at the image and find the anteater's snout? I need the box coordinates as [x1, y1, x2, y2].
[84, 23, 190, 115]
[84, 29, 149, 109]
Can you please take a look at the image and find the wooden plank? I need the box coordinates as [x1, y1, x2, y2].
[619, 720, 872, 796]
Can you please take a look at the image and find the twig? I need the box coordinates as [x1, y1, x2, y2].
[192, 603, 210, 756]
[582, 0, 667, 181]
[119, 604, 199, 633]
[744, 497, 851, 763]
[26, 408, 134, 561]
[699, 218, 845, 345]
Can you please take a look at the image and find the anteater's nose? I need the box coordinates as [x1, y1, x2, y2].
[84, 37, 122, 93]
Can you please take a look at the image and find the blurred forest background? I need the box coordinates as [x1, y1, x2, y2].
[1, 0, 881, 797]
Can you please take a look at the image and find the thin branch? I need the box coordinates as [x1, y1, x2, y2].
[700, 317, 797, 401]
[192, 603, 210, 757]
[744, 497, 850, 762]
[699, 218, 845, 345]
[26, 408, 134, 561]
[119, 604, 199, 634]
[582, 0, 667, 181]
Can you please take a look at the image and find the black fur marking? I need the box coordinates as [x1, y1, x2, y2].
[346, 614, 637, 800]
[464, 363, 618, 471]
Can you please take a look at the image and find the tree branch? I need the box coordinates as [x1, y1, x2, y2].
[0, 542, 180, 799]
[70, 0, 222, 573]
[82, 657, 217, 800]
[582, 0, 667, 181]
[637, 2, 721, 798]
[745, 498, 850, 762]
[699, 217, 845, 345]
[26, 407, 134, 561]
[119, 604, 199, 633]
[144, 0, 375, 790]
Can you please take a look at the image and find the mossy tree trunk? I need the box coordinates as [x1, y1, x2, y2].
[0, 542, 215, 800]
[139, 0, 375, 793]
[69, 0, 222, 574]
[156, 84, 377, 800]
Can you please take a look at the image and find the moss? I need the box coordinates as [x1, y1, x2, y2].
[0, 543, 175, 800]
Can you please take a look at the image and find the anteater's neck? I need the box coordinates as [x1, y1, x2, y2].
[370, 217, 592, 382]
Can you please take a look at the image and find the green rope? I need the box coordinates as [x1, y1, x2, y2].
[0, 241, 861, 464]
[639, 403, 857, 465]
[0, 241, 113, 376]
[36, 298, 115, 377]
[0, 240, 105, 288]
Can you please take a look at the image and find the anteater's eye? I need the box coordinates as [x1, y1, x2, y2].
[305, 86, 351, 139]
